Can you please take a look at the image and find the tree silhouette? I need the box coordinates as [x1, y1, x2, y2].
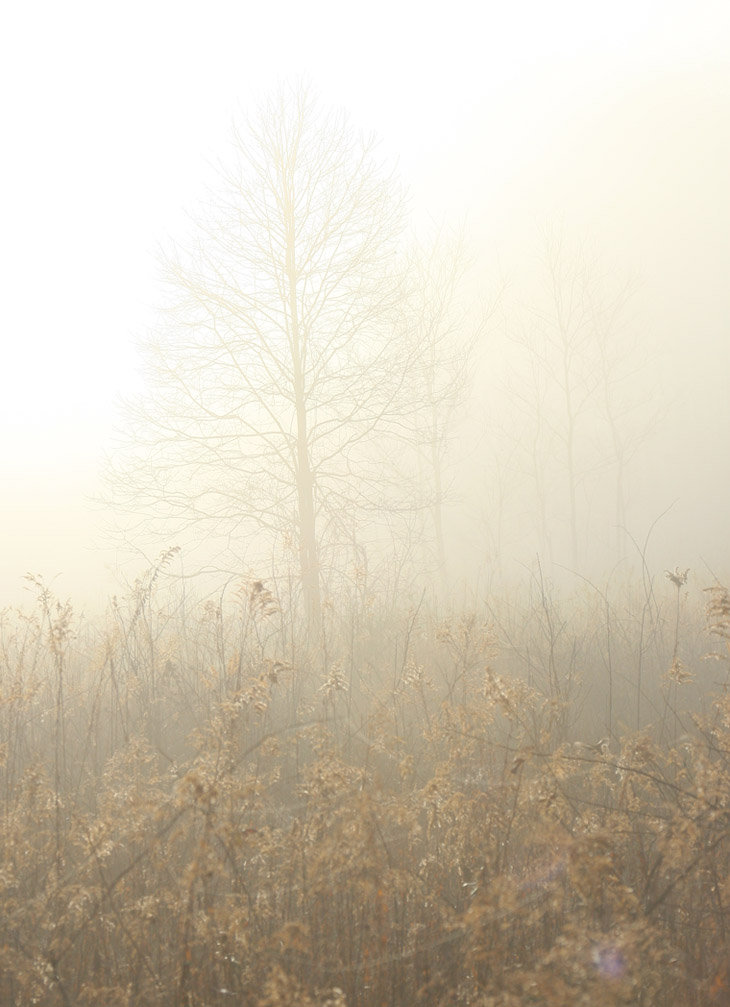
[107, 84, 414, 635]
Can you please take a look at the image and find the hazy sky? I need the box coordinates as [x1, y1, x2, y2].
[2, 0, 729, 609]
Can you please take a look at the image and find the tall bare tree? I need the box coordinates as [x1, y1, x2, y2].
[106, 85, 412, 634]
[500, 226, 648, 571]
[405, 226, 485, 591]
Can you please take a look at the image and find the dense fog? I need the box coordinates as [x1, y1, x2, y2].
[2, 7, 730, 1005]
[3, 2, 729, 612]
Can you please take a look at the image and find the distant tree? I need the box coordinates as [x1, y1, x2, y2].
[404, 225, 486, 591]
[501, 226, 650, 570]
[106, 84, 414, 636]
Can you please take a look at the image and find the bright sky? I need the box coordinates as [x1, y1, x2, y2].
[1, 0, 728, 609]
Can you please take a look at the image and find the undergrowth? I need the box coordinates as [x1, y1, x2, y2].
[0, 566, 729, 1005]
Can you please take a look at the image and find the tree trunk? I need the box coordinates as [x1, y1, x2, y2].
[285, 193, 322, 638]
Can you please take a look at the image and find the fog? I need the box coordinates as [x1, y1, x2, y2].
[4, 8, 730, 1002]
[2, 0, 729, 611]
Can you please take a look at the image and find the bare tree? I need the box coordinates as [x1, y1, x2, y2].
[531, 229, 601, 568]
[405, 225, 486, 592]
[501, 226, 649, 571]
[106, 84, 413, 635]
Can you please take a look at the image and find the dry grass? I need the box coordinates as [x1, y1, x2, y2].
[0, 571, 728, 1005]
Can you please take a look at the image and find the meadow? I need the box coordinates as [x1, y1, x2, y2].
[0, 559, 729, 1006]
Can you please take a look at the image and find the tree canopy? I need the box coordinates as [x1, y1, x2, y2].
[107, 84, 426, 633]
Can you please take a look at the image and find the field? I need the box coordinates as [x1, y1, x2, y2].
[1, 564, 729, 1006]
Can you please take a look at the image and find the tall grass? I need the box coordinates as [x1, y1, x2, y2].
[0, 564, 728, 1005]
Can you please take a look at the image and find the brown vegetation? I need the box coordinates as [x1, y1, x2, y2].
[0, 566, 729, 1005]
